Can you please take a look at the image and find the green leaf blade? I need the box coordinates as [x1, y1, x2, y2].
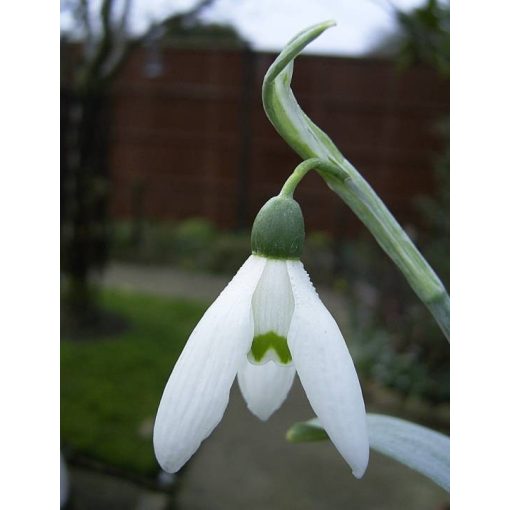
[262, 22, 450, 339]
[286, 419, 329, 443]
[287, 415, 450, 492]
[366, 414, 450, 492]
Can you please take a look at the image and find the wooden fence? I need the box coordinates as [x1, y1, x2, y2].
[107, 47, 448, 235]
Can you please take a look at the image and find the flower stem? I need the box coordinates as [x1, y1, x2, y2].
[279, 158, 349, 198]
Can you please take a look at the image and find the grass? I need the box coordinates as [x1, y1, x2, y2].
[61, 289, 207, 477]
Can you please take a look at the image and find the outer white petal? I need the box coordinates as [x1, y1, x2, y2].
[237, 359, 296, 420]
[286, 261, 369, 478]
[153, 255, 266, 473]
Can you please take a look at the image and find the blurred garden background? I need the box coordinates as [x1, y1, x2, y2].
[60, 0, 450, 508]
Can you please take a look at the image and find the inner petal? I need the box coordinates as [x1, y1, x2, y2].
[249, 259, 294, 365]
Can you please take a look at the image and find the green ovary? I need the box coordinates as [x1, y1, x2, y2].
[249, 331, 292, 365]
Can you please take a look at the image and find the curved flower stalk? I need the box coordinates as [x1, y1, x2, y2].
[154, 195, 369, 478]
[262, 21, 450, 340]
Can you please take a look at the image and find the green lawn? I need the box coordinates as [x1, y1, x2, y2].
[61, 289, 207, 477]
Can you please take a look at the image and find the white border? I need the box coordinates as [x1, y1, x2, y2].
[451, 1, 510, 507]
[1, 2, 60, 508]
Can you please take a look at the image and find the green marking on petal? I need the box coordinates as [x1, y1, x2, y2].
[250, 331, 292, 364]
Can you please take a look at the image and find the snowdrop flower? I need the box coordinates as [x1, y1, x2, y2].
[154, 195, 369, 478]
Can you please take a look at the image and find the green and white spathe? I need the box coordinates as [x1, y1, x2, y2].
[154, 197, 369, 478]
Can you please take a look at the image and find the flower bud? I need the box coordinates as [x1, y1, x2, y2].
[251, 196, 305, 259]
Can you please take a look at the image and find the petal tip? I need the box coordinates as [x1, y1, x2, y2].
[351, 463, 367, 479]
[252, 410, 272, 422]
[352, 468, 364, 479]
[159, 460, 181, 475]
[349, 446, 369, 479]
[245, 400, 278, 421]
[153, 447, 183, 474]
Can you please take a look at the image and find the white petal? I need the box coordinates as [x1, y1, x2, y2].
[153, 255, 266, 473]
[237, 359, 296, 420]
[252, 259, 294, 339]
[286, 261, 369, 478]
